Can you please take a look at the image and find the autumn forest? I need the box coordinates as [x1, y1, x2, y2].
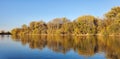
[11, 7, 120, 36]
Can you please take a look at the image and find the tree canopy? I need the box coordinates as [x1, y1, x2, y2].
[11, 6, 120, 36]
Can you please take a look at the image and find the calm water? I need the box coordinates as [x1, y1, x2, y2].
[0, 35, 120, 59]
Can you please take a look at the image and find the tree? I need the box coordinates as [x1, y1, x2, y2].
[74, 15, 98, 34]
[1, 30, 5, 33]
[22, 24, 28, 30]
[47, 17, 70, 34]
[33, 21, 47, 34]
[105, 6, 120, 19]
[61, 22, 73, 34]
[29, 21, 36, 30]
[11, 28, 22, 35]
[104, 6, 120, 35]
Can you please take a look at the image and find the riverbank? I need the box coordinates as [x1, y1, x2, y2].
[18, 33, 120, 36]
[0, 33, 11, 35]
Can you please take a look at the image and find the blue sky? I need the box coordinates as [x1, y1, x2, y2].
[0, 0, 120, 31]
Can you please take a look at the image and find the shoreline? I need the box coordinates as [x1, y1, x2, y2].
[0, 33, 11, 35]
[16, 34, 120, 36]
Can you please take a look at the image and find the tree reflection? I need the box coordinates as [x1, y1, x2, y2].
[73, 36, 97, 56]
[11, 35, 120, 59]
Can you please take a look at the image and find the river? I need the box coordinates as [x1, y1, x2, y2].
[0, 35, 120, 59]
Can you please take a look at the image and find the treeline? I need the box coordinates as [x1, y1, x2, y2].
[0, 30, 11, 35]
[11, 6, 120, 36]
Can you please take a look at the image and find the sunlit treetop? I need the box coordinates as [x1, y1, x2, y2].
[105, 6, 120, 19]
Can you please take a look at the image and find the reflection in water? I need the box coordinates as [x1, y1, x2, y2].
[11, 35, 120, 59]
[0, 35, 10, 40]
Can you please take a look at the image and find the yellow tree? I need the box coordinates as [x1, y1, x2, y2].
[74, 15, 98, 34]
[105, 6, 120, 35]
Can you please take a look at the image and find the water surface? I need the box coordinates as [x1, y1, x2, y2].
[0, 35, 120, 59]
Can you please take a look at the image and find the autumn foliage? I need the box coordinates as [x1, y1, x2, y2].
[11, 6, 120, 36]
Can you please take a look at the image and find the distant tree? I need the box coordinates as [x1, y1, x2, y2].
[1, 30, 5, 33]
